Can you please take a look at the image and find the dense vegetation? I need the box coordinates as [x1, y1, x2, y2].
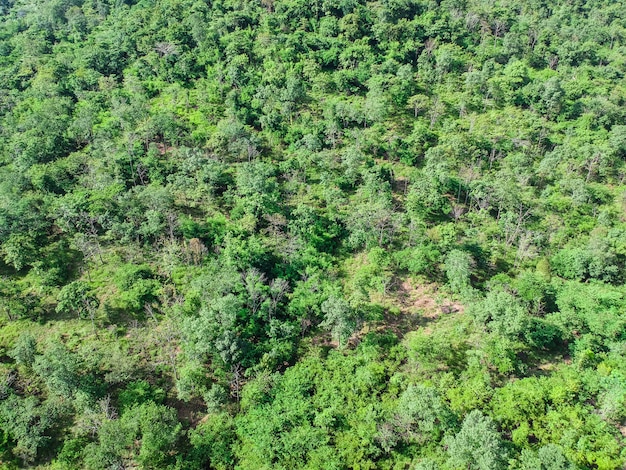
[1, 0, 626, 467]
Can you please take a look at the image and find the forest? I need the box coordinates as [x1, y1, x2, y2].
[0, 0, 626, 467]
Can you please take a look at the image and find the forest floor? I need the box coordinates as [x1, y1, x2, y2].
[321, 279, 467, 348]
[370, 278, 465, 340]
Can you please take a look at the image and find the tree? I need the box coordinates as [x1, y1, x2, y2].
[471, 289, 529, 339]
[407, 94, 430, 117]
[188, 412, 236, 470]
[538, 77, 564, 119]
[378, 384, 455, 451]
[320, 295, 360, 347]
[232, 161, 280, 223]
[0, 395, 60, 464]
[445, 250, 474, 294]
[32, 342, 82, 399]
[345, 174, 400, 249]
[10, 333, 37, 368]
[56, 281, 100, 325]
[0, 278, 40, 321]
[9, 96, 74, 170]
[182, 293, 245, 368]
[1, 233, 38, 271]
[114, 264, 160, 317]
[406, 169, 451, 221]
[127, 402, 182, 469]
[446, 410, 506, 470]
[84, 402, 181, 469]
[518, 444, 574, 470]
[83, 417, 135, 470]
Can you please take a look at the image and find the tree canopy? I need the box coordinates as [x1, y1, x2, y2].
[0, 0, 626, 467]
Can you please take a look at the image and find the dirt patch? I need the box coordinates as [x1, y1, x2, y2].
[526, 352, 572, 378]
[392, 176, 410, 194]
[169, 397, 206, 427]
[397, 279, 464, 319]
[371, 279, 464, 339]
[310, 279, 464, 348]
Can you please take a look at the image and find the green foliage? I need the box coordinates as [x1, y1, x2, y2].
[84, 402, 181, 469]
[445, 410, 506, 470]
[235, 344, 399, 469]
[56, 281, 99, 319]
[551, 281, 626, 341]
[444, 250, 474, 294]
[1, 0, 626, 467]
[82, 417, 135, 470]
[114, 264, 160, 316]
[32, 342, 82, 399]
[320, 295, 360, 347]
[9, 332, 37, 368]
[126, 402, 182, 468]
[56, 437, 90, 468]
[188, 413, 236, 470]
[0, 395, 62, 464]
[1, 233, 38, 271]
[516, 445, 574, 470]
[471, 289, 529, 339]
[118, 380, 165, 414]
[395, 243, 441, 277]
[377, 384, 455, 451]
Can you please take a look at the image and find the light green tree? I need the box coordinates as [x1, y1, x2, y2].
[446, 410, 506, 470]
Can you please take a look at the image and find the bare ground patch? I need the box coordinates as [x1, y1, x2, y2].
[363, 279, 464, 343]
[396, 279, 464, 318]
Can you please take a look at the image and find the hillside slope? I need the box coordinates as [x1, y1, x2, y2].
[1, 0, 626, 467]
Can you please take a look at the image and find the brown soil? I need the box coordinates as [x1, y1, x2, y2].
[397, 279, 463, 317]
[311, 279, 464, 349]
[169, 397, 206, 426]
[371, 279, 463, 339]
